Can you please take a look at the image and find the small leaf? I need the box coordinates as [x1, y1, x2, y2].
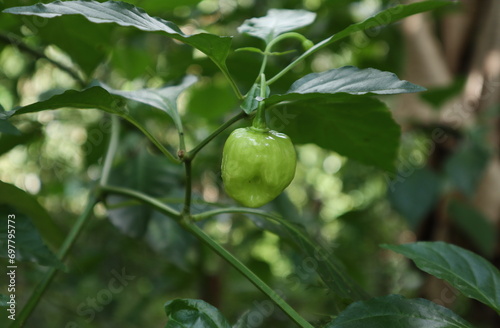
[324, 294, 473, 328]
[0, 181, 63, 249]
[382, 242, 500, 313]
[448, 200, 497, 257]
[241, 83, 270, 114]
[3, 1, 232, 65]
[98, 75, 197, 131]
[238, 9, 316, 43]
[164, 299, 231, 328]
[387, 167, 441, 229]
[0, 207, 64, 269]
[266, 66, 425, 106]
[268, 95, 400, 172]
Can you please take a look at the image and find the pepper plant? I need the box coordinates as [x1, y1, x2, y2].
[1, 1, 499, 327]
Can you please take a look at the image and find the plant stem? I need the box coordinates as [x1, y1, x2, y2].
[251, 74, 269, 131]
[256, 32, 312, 85]
[183, 221, 315, 328]
[106, 197, 225, 209]
[192, 207, 277, 222]
[0, 33, 86, 88]
[267, 39, 326, 86]
[11, 194, 98, 328]
[100, 115, 120, 186]
[182, 160, 192, 216]
[179, 130, 186, 153]
[100, 185, 181, 219]
[96, 187, 313, 327]
[122, 114, 181, 164]
[186, 111, 247, 160]
[11, 115, 128, 327]
[215, 62, 244, 100]
[257, 50, 270, 79]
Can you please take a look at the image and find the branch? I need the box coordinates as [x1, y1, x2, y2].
[184, 222, 315, 328]
[192, 207, 279, 222]
[182, 160, 192, 216]
[98, 188, 312, 327]
[0, 33, 86, 88]
[11, 194, 98, 328]
[100, 185, 181, 220]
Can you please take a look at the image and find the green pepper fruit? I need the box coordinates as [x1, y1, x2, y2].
[222, 127, 296, 208]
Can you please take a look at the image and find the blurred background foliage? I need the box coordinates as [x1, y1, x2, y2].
[0, 0, 499, 327]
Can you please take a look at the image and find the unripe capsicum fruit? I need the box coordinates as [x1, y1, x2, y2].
[221, 127, 297, 207]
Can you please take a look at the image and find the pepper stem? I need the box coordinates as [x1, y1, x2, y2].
[252, 73, 269, 132]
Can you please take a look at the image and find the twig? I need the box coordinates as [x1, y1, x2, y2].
[0, 33, 86, 87]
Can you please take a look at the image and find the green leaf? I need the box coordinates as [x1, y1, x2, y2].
[267, 95, 400, 172]
[3, 77, 196, 131]
[273, 1, 453, 81]
[0, 104, 20, 135]
[325, 294, 473, 328]
[267, 66, 424, 105]
[164, 299, 231, 328]
[0, 122, 43, 157]
[238, 9, 316, 43]
[3, 1, 232, 65]
[127, 0, 203, 12]
[0, 181, 63, 249]
[387, 167, 441, 228]
[110, 43, 156, 80]
[37, 15, 113, 75]
[145, 211, 195, 271]
[0, 87, 125, 119]
[107, 146, 183, 238]
[0, 207, 64, 269]
[448, 200, 497, 257]
[322, 1, 452, 48]
[186, 77, 238, 120]
[98, 75, 197, 131]
[82, 120, 111, 167]
[382, 242, 500, 313]
[0, 119, 21, 135]
[241, 83, 270, 114]
[0, 86, 182, 161]
[444, 133, 490, 197]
